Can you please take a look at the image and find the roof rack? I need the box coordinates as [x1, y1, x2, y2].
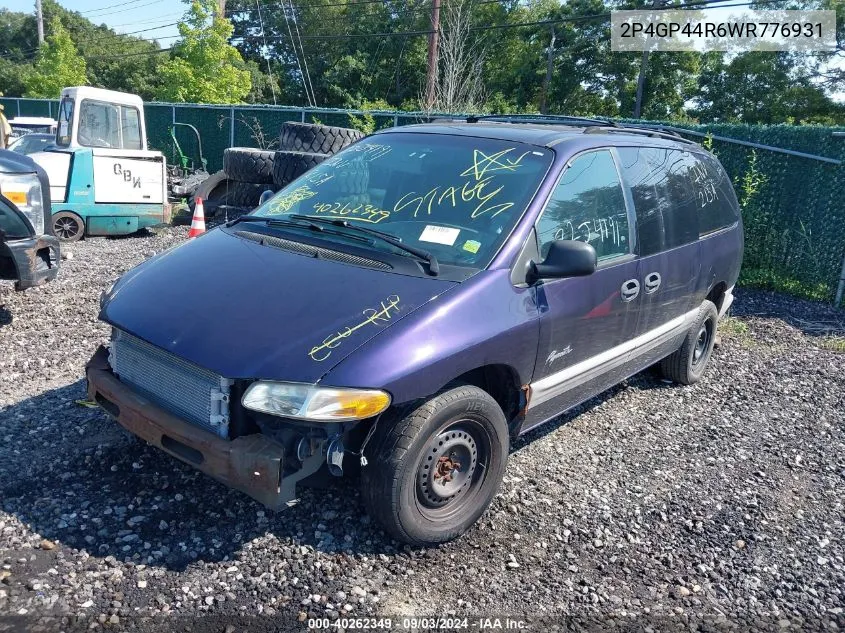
[466, 114, 619, 128]
[584, 124, 699, 145]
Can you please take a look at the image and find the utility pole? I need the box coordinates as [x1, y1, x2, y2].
[217, 0, 226, 17]
[425, 0, 441, 110]
[35, 0, 44, 46]
[540, 26, 556, 114]
[632, 48, 648, 118]
[633, 0, 663, 118]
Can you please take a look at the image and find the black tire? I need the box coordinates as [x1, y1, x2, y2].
[279, 122, 364, 155]
[223, 147, 275, 184]
[52, 211, 85, 242]
[192, 169, 227, 212]
[361, 385, 509, 546]
[334, 157, 370, 195]
[272, 151, 330, 188]
[658, 300, 719, 385]
[224, 180, 271, 209]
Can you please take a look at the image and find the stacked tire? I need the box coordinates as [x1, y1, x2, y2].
[271, 122, 364, 189]
[193, 122, 364, 220]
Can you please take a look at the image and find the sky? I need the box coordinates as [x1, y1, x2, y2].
[2, 0, 182, 44]
[1, 0, 842, 102]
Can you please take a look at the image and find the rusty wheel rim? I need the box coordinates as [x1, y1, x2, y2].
[415, 420, 489, 520]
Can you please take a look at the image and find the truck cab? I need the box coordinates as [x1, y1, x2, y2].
[30, 87, 170, 242]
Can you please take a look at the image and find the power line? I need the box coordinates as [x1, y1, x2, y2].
[80, 0, 164, 15]
[255, 0, 279, 105]
[288, 0, 317, 105]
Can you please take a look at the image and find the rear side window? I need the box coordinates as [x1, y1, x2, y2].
[536, 149, 630, 261]
[692, 153, 739, 235]
[618, 147, 699, 255]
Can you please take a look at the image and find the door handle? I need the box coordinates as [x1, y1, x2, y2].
[644, 272, 662, 294]
[621, 279, 640, 302]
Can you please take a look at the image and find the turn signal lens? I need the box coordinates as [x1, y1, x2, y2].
[242, 381, 391, 422]
[5, 191, 26, 205]
[307, 390, 391, 420]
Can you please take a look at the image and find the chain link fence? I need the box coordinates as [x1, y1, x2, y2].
[2, 97, 843, 306]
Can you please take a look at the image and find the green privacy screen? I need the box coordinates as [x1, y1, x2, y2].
[3, 98, 844, 304]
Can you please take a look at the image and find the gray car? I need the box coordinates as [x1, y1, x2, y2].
[0, 150, 60, 290]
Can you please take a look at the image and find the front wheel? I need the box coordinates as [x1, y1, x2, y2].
[361, 385, 509, 546]
[52, 211, 85, 242]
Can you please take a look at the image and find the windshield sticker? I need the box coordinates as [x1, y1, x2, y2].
[462, 239, 481, 254]
[308, 295, 401, 362]
[419, 225, 460, 246]
[266, 185, 317, 215]
[312, 200, 391, 224]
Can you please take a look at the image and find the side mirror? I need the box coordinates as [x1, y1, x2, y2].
[529, 240, 597, 283]
[258, 189, 275, 206]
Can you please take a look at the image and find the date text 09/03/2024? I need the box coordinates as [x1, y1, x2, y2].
[307, 617, 529, 630]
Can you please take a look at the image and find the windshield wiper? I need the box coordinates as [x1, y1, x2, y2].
[290, 214, 440, 275]
[226, 214, 370, 243]
[226, 215, 323, 231]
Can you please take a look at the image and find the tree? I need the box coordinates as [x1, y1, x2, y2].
[43, 0, 164, 100]
[425, 0, 487, 113]
[23, 18, 86, 98]
[155, 0, 252, 104]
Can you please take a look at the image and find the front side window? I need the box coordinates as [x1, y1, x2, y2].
[56, 98, 74, 147]
[536, 149, 630, 261]
[250, 134, 554, 268]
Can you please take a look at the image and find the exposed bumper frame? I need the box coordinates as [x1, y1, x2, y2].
[85, 346, 323, 509]
[2, 233, 60, 290]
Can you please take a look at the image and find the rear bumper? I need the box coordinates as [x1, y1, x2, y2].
[1, 234, 60, 290]
[85, 346, 316, 509]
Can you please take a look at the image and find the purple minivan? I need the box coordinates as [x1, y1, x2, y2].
[87, 117, 743, 545]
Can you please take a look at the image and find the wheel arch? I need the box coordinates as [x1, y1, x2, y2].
[441, 363, 526, 436]
[706, 281, 728, 313]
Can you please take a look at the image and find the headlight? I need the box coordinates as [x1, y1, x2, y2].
[0, 172, 44, 235]
[242, 381, 391, 421]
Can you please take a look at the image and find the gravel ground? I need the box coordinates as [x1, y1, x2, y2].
[1, 226, 843, 632]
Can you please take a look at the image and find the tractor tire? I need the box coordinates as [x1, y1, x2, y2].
[278, 122, 364, 155]
[334, 157, 370, 195]
[272, 151, 330, 188]
[223, 147, 275, 184]
[225, 180, 271, 209]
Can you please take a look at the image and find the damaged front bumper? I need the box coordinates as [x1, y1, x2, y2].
[85, 346, 324, 509]
[0, 234, 60, 290]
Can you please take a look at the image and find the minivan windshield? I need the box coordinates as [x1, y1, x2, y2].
[250, 133, 554, 268]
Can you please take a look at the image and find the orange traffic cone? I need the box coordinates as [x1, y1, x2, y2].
[188, 198, 206, 239]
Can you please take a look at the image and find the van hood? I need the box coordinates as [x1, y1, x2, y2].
[100, 227, 456, 382]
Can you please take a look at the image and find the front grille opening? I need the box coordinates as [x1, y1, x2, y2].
[95, 393, 120, 418]
[234, 230, 392, 270]
[161, 435, 204, 465]
[110, 330, 232, 439]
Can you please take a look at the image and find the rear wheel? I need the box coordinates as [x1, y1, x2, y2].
[361, 385, 509, 546]
[53, 211, 84, 242]
[658, 300, 718, 385]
